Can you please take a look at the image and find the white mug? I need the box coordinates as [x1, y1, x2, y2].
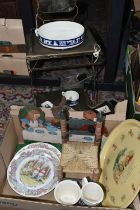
[62, 90, 79, 106]
[81, 177, 104, 206]
[54, 180, 81, 205]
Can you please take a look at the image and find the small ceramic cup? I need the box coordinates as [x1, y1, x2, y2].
[54, 180, 81, 205]
[62, 90, 79, 106]
[81, 177, 104, 206]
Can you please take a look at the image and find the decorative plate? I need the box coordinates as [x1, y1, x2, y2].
[35, 21, 85, 49]
[16, 142, 61, 159]
[99, 119, 140, 208]
[7, 148, 59, 197]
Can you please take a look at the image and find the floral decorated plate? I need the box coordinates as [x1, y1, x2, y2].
[7, 148, 59, 197]
[99, 119, 140, 208]
[16, 142, 61, 159]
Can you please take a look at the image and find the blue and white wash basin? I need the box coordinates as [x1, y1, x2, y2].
[35, 21, 85, 49]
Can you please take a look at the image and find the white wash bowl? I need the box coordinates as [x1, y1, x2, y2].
[35, 21, 85, 49]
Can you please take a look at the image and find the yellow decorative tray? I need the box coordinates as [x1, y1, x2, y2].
[99, 119, 140, 208]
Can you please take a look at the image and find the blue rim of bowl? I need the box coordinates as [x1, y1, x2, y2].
[38, 33, 85, 48]
[67, 100, 78, 106]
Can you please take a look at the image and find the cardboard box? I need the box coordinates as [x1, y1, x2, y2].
[0, 19, 29, 76]
[133, 0, 140, 11]
[104, 100, 128, 133]
[0, 19, 25, 45]
[0, 53, 28, 76]
[0, 105, 130, 210]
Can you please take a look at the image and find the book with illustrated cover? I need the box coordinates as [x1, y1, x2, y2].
[18, 106, 62, 143]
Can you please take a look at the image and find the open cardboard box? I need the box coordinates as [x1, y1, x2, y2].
[0, 19, 29, 76]
[0, 19, 25, 45]
[104, 100, 128, 133]
[0, 53, 29, 76]
[0, 102, 130, 210]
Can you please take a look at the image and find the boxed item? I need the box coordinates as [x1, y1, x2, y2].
[0, 103, 129, 210]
